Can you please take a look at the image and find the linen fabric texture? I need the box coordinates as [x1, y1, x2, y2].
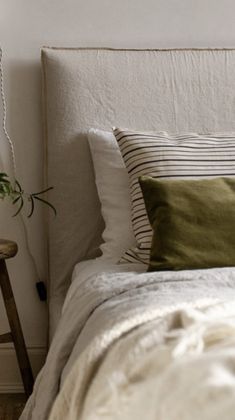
[139, 176, 235, 271]
[114, 128, 235, 264]
[42, 48, 235, 339]
[88, 129, 135, 260]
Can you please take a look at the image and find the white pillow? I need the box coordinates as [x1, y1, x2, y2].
[88, 129, 136, 261]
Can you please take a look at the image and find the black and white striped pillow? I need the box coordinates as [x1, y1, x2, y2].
[113, 128, 235, 264]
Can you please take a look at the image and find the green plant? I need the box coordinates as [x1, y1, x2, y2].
[0, 172, 56, 217]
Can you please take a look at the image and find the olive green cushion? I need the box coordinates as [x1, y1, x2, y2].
[139, 176, 235, 271]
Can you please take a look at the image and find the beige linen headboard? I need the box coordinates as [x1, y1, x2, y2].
[42, 47, 235, 337]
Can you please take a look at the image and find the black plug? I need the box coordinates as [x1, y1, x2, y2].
[36, 281, 47, 301]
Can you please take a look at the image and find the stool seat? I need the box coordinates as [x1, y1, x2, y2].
[0, 239, 18, 260]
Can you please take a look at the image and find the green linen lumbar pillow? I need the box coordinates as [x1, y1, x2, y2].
[139, 176, 235, 271]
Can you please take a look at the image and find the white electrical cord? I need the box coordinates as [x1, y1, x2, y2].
[0, 47, 40, 283]
[0, 47, 17, 176]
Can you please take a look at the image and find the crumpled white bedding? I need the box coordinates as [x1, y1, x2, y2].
[20, 262, 235, 420]
[50, 301, 235, 420]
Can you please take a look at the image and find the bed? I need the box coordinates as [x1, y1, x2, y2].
[20, 48, 235, 419]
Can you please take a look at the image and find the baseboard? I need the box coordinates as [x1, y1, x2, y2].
[0, 383, 24, 393]
[0, 346, 47, 393]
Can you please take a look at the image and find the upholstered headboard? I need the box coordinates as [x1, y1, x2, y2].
[42, 47, 235, 337]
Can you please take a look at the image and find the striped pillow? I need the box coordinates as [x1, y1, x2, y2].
[113, 128, 235, 264]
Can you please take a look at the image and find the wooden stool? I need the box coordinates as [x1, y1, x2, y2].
[0, 239, 34, 398]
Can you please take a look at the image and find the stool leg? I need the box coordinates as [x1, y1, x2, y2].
[0, 260, 34, 398]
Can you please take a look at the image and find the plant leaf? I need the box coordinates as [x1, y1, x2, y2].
[14, 179, 23, 193]
[13, 196, 24, 217]
[32, 186, 54, 196]
[0, 173, 9, 181]
[12, 195, 21, 205]
[34, 196, 57, 216]
[0, 172, 56, 217]
[28, 196, 35, 218]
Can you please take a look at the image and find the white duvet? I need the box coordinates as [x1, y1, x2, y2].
[21, 261, 235, 420]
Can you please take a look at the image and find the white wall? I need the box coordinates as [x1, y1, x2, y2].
[1, 0, 235, 390]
